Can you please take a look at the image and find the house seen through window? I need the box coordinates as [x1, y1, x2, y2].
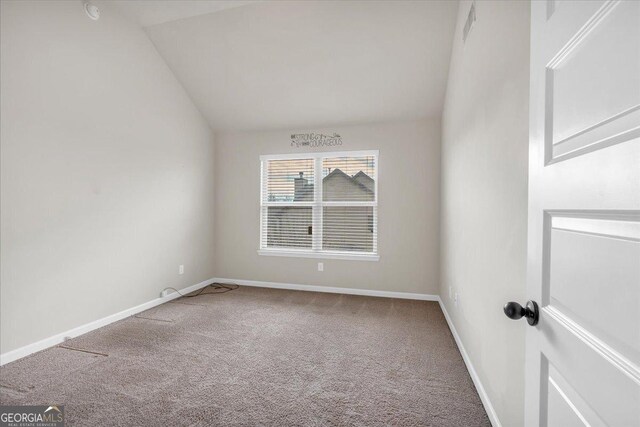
[260, 151, 378, 260]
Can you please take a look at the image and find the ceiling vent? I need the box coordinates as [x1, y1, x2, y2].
[463, 2, 476, 43]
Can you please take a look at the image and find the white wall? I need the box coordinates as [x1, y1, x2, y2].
[215, 120, 440, 295]
[0, 1, 215, 354]
[439, 1, 530, 426]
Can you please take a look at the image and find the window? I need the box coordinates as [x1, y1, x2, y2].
[259, 151, 378, 261]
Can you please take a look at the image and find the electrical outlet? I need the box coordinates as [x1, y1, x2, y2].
[178, 265, 184, 275]
[160, 289, 170, 298]
[318, 262, 324, 272]
[454, 292, 459, 307]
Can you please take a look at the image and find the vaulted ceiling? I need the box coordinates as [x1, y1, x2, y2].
[109, 1, 257, 27]
[110, 1, 458, 131]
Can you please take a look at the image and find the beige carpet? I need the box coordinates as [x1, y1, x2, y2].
[0, 286, 490, 426]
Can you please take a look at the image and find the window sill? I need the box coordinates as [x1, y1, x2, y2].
[257, 249, 380, 262]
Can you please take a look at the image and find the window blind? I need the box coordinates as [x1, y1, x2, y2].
[260, 151, 378, 258]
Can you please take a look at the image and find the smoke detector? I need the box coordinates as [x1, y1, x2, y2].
[84, 1, 100, 21]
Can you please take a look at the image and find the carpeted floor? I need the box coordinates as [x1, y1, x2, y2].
[0, 286, 490, 426]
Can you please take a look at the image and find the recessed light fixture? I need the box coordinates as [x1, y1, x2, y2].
[84, 1, 100, 21]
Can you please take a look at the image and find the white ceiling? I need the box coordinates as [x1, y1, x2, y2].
[108, 1, 258, 27]
[117, 1, 458, 131]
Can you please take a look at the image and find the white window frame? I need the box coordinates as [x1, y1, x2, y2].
[258, 150, 379, 261]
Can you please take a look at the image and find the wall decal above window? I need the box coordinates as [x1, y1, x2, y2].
[290, 133, 343, 148]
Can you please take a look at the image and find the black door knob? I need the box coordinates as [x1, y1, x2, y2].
[503, 301, 539, 326]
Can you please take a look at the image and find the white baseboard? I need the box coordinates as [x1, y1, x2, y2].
[438, 298, 502, 427]
[214, 277, 439, 301]
[2, 276, 500, 427]
[0, 278, 214, 366]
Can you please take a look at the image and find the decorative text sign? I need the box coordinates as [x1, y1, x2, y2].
[290, 133, 343, 148]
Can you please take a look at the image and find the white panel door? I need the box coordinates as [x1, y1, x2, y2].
[525, 1, 640, 426]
